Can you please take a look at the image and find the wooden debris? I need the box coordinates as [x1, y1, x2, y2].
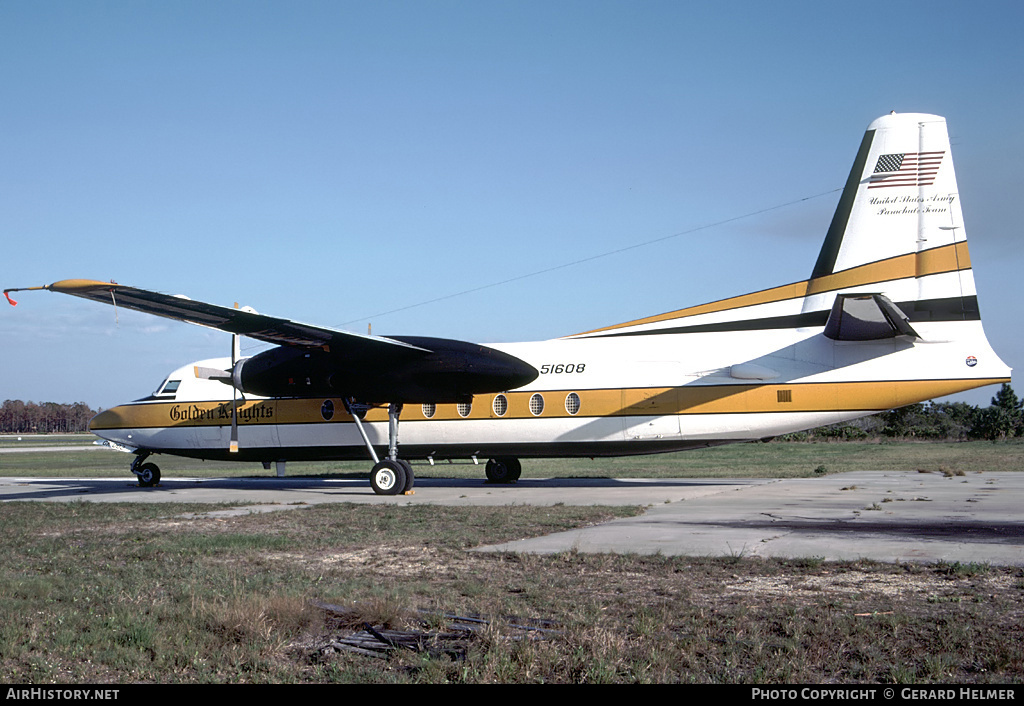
[310, 601, 560, 661]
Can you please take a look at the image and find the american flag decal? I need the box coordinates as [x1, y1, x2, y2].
[868, 151, 944, 189]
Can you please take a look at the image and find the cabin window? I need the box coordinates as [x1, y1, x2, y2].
[421, 403, 436, 419]
[492, 394, 508, 417]
[565, 392, 581, 415]
[529, 393, 545, 416]
[457, 401, 472, 418]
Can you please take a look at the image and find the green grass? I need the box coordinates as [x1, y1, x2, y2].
[0, 433, 97, 447]
[2, 437, 1022, 479]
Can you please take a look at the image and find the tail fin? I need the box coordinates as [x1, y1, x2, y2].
[807, 112, 975, 322]
[571, 112, 1002, 374]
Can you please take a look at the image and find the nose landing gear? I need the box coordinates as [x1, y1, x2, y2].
[131, 453, 161, 487]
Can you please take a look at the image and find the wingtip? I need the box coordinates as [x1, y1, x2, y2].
[4, 284, 52, 305]
[4, 279, 121, 305]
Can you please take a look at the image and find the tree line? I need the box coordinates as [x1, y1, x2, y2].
[2, 383, 1022, 440]
[0, 400, 99, 434]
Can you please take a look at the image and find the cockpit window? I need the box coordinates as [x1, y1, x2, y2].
[157, 379, 181, 396]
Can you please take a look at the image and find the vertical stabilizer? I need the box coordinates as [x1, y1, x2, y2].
[808, 113, 973, 314]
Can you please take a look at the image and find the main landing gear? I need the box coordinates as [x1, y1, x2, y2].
[347, 400, 416, 496]
[131, 452, 161, 487]
[369, 458, 415, 495]
[485, 457, 522, 484]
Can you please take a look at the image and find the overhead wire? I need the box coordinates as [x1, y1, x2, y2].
[238, 186, 842, 353]
[337, 187, 842, 327]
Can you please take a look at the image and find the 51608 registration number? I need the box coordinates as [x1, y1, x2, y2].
[539, 363, 586, 374]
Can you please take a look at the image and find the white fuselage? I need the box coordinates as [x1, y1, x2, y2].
[89, 314, 1008, 464]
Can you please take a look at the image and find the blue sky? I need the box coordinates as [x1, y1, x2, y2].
[2, 1, 1022, 410]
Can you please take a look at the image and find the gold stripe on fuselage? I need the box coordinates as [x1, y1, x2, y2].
[575, 241, 972, 336]
[90, 376, 1006, 431]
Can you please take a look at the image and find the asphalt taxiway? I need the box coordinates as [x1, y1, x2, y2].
[1, 471, 1021, 565]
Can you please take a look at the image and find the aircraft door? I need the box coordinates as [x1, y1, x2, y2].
[621, 387, 681, 441]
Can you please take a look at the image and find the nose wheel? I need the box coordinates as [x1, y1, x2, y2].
[137, 463, 161, 487]
[131, 453, 161, 487]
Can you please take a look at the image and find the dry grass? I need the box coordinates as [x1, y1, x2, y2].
[1, 501, 1021, 683]
[2, 440, 1022, 683]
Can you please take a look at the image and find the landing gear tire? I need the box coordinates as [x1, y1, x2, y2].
[137, 463, 161, 488]
[397, 459, 415, 493]
[485, 457, 521, 484]
[370, 459, 407, 496]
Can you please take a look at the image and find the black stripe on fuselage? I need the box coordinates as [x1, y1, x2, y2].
[586, 296, 979, 338]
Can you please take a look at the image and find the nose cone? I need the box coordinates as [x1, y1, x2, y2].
[88, 407, 133, 444]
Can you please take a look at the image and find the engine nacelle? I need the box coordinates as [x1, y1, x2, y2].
[236, 339, 538, 403]
[235, 346, 334, 398]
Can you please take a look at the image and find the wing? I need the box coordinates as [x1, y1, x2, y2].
[6, 279, 538, 402]
[6, 278, 428, 355]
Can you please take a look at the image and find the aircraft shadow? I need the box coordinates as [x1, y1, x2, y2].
[0, 475, 765, 503]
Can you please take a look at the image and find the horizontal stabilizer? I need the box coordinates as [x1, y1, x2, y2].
[823, 293, 920, 341]
[729, 363, 780, 380]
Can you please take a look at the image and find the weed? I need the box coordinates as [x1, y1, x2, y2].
[788, 556, 825, 569]
[724, 543, 748, 563]
[935, 561, 991, 578]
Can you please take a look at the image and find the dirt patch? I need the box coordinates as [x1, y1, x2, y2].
[725, 570, 1018, 601]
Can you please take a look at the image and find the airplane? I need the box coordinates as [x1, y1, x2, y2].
[5, 112, 1011, 494]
